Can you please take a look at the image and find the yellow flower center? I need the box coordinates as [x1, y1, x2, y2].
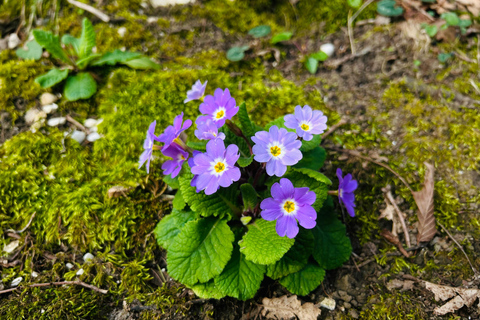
[283, 201, 295, 213]
[214, 162, 225, 173]
[270, 146, 281, 157]
[180, 154, 186, 160]
[301, 123, 310, 131]
[216, 110, 225, 119]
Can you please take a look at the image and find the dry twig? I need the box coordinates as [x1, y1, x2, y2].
[0, 280, 108, 295]
[380, 229, 411, 258]
[5, 212, 36, 234]
[66, 0, 110, 22]
[385, 190, 411, 248]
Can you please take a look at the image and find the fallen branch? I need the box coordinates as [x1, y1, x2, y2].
[380, 229, 411, 258]
[385, 190, 411, 248]
[0, 280, 108, 295]
[66, 0, 110, 22]
[66, 115, 91, 134]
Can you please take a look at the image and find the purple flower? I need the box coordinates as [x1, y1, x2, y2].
[139, 120, 160, 174]
[194, 117, 226, 141]
[188, 150, 201, 188]
[184, 80, 207, 103]
[337, 168, 358, 217]
[158, 112, 192, 150]
[261, 178, 317, 238]
[198, 88, 238, 128]
[252, 125, 302, 177]
[161, 143, 189, 178]
[190, 139, 241, 195]
[284, 105, 328, 141]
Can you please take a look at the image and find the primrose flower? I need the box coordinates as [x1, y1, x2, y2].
[184, 80, 207, 103]
[252, 125, 302, 177]
[161, 143, 189, 178]
[194, 117, 226, 141]
[261, 178, 317, 238]
[139, 120, 160, 174]
[337, 168, 358, 217]
[191, 139, 241, 195]
[198, 88, 238, 128]
[158, 112, 192, 150]
[284, 105, 328, 141]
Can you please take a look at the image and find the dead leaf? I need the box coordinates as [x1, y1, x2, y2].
[456, 0, 480, 17]
[261, 295, 321, 320]
[425, 281, 480, 315]
[412, 162, 436, 243]
[378, 200, 403, 236]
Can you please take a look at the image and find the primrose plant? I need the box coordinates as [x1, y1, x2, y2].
[144, 81, 357, 300]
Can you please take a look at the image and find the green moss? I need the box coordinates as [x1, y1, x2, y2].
[359, 290, 427, 319]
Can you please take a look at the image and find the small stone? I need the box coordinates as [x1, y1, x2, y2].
[349, 309, 359, 319]
[42, 103, 58, 114]
[66, 262, 74, 269]
[147, 17, 158, 24]
[84, 118, 99, 128]
[338, 290, 352, 302]
[87, 132, 101, 142]
[0, 38, 7, 51]
[8, 34, 20, 49]
[319, 297, 336, 311]
[40, 93, 58, 105]
[70, 130, 86, 144]
[31, 271, 39, 278]
[336, 274, 352, 292]
[3, 240, 20, 254]
[117, 27, 127, 38]
[47, 117, 66, 127]
[76, 268, 84, 276]
[11, 277, 23, 287]
[83, 252, 94, 262]
[344, 302, 351, 309]
[25, 109, 46, 124]
[320, 43, 335, 57]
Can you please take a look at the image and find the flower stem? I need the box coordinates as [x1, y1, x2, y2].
[226, 120, 253, 155]
[328, 190, 338, 196]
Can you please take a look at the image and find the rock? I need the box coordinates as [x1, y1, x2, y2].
[25, 109, 46, 124]
[84, 118, 99, 128]
[147, 17, 158, 24]
[336, 274, 353, 292]
[66, 262, 74, 269]
[344, 302, 351, 309]
[76, 268, 84, 276]
[40, 93, 58, 105]
[149, 0, 195, 8]
[117, 27, 127, 38]
[11, 277, 23, 287]
[8, 34, 20, 49]
[31, 271, 39, 278]
[42, 103, 58, 114]
[87, 132, 101, 142]
[349, 308, 359, 319]
[3, 240, 20, 254]
[319, 297, 336, 311]
[320, 43, 335, 57]
[83, 252, 94, 262]
[47, 117, 66, 126]
[338, 290, 352, 303]
[70, 130, 86, 144]
[0, 38, 7, 51]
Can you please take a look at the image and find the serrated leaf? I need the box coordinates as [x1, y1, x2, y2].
[278, 262, 325, 296]
[237, 156, 253, 167]
[179, 169, 239, 219]
[61, 34, 80, 55]
[154, 208, 196, 250]
[227, 46, 248, 62]
[271, 32, 293, 44]
[305, 57, 318, 74]
[236, 102, 255, 141]
[79, 18, 96, 59]
[240, 183, 258, 211]
[122, 56, 160, 70]
[284, 168, 330, 211]
[172, 189, 186, 210]
[163, 174, 179, 189]
[240, 219, 294, 265]
[34, 68, 69, 88]
[248, 25, 271, 38]
[294, 146, 326, 171]
[76, 53, 102, 70]
[186, 140, 207, 152]
[312, 201, 352, 270]
[16, 40, 43, 60]
[64, 72, 97, 101]
[222, 126, 251, 158]
[214, 243, 266, 300]
[377, 0, 404, 17]
[190, 280, 226, 299]
[33, 29, 71, 64]
[167, 217, 234, 285]
[300, 134, 321, 152]
[90, 49, 142, 66]
[266, 229, 314, 280]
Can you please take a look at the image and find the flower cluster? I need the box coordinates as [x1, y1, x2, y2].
[139, 80, 358, 238]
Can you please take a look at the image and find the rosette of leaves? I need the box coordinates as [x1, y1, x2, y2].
[33, 18, 159, 101]
[154, 103, 352, 300]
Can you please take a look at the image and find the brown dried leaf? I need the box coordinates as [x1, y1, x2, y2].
[378, 200, 403, 236]
[456, 0, 480, 17]
[412, 162, 436, 243]
[261, 295, 321, 320]
[425, 281, 480, 315]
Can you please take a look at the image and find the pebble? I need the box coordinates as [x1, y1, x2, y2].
[7, 33, 20, 49]
[84, 118, 99, 128]
[25, 109, 46, 124]
[117, 27, 127, 38]
[83, 252, 94, 262]
[319, 297, 336, 310]
[31, 271, 39, 278]
[320, 43, 335, 57]
[66, 262, 74, 269]
[70, 130, 86, 144]
[87, 132, 101, 142]
[146, 17, 158, 24]
[47, 117, 66, 127]
[42, 103, 58, 114]
[338, 290, 352, 302]
[40, 93, 58, 105]
[3, 240, 20, 254]
[76, 268, 84, 276]
[344, 302, 351, 309]
[11, 277, 23, 287]
[349, 309, 359, 319]
[0, 38, 7, 51]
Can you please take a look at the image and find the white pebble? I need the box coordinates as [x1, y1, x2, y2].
[320, 297, 336, 310]
[147, 17, 158, 24]
[70, 130, 86, 144]
[87, 132, 101, 142]
[7, 33, 20, 49]
[320, 43, 335, 57]
[76, 268, 84, 276]
[40, 93, 58, 105]
[117, 27, 127, 37]
[3, 240, 19, 254]
[47, 117, 66, 127]
[25, 109, 46, 124]
[84, 118, 99, 128]
[66, 262, 74, 269]
[83, 252, 94, 262]
[11, 277, 23, 287]
[31, 271, 39, 278]
[42, 103, 58, 114]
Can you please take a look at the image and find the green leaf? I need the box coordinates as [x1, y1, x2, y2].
[227, 46, 249, 62]
[78, 18, 96, 59]
[34, 68, 69, 88]
[186, 141, 207, 152]
[33, 29, 71, 64]
[90, 49, 142, 66]
[172, 189, 186, 210]
[190, 280, 226, 299]
[64, 72, 97, 101]
[294, 146, 326, 171]
[284, 168, 330, 211]
[347, 0, 362, 8]
[214, 245, 266, 300]
[271, 32, 293, 44]
[248, 25, 271, 38]
[240, 183, 258, 211]
[167, 217, 234, 285]
[441, 12, 460, 26]
[154, 208, 196, 250]
[458, 19, 472, 28]
[300, 134, 321, 152]
[237, 156, 253, 167]
[179, 168, 239, 219]
[239, 219, 294, 265]
[16, 40, 43, 60]
[122, 56, 160, 70]
[163, 174, 179, 189]
[311, 51, 329, 61]
[236, 102, 255, 141]
[305, 57, 318, 74]
[423, 24, 438, 37]
[438, 53, 453, 63]
[377, 0, 404, 17]
[278, 262, 325, 296]
[312, 199, 352, 270]
[76, 53, 102, 70]
[222, 126, 251, 158]
[61, 34, 80, 55]
[266, 229, 314, 279]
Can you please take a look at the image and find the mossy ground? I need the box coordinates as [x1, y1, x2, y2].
[1, 0, 479, 319]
